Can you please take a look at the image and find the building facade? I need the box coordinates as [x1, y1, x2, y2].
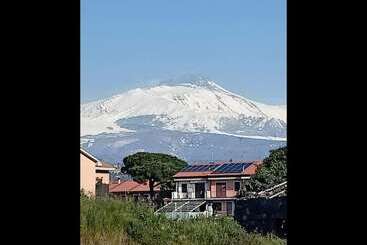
[96, 162, 115, 184]
[80, 148, 115, 196]
[157, 161, 261, 217]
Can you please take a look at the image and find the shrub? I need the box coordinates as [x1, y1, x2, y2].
[80, 196, 286, 245]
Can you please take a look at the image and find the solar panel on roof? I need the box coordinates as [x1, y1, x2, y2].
[191, 166, 200, 171]
[181, 166, 191, 171]
[244, 162, 252, 171]
[213, 162, 252, 174]
[180, 162, 253, 173]
[197, 165, 206, 171]
[181, 164, 216, 172]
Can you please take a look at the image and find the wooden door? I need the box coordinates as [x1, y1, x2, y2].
[216, 183, 226, 197]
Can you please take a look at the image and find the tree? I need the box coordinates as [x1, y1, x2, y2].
[122, 152, 187, 201]
[246, 146, 287, 192]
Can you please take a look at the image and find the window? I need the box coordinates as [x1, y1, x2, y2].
[226, 202, 233, 215]
[195, 182, 205, 198]
[216, 183, 226, 197]
[235, 181, 241, 192]
[96, 177, 103, 184]
[213, 202, 222, 212]
[181, 184, 187, 193]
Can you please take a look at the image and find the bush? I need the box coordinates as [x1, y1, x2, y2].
[80, 196, 286, 245]
[246, 147, 287, 192]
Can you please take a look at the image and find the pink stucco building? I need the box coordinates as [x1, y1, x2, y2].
[80, 148, 115, 196]
[159, 160, 261, 216]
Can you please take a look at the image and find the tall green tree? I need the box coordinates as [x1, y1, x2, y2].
[122, 152, 187, 200]
[246, 146, 287, 192]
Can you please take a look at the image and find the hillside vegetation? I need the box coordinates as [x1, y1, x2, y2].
[80, 196, 286, 245]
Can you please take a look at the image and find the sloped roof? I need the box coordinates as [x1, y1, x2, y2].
[243, 160, 262, 175]
[173, 160, 262, 178]
[96, 161, 115, 170]
[109, 180, 160, 193]
[109, 183, 120, 190]
[100, 162, 114, 168]
[173, 171, 213, 178]
[81, 148, 115, 170]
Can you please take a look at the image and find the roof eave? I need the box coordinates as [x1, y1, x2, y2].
[96, 167, 115, 171]
[80, 148, 100, 163]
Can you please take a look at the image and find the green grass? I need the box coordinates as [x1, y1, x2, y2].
[80, 195, 286, 245]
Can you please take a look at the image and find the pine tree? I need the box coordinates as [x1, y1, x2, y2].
[122, 152, 187, 201]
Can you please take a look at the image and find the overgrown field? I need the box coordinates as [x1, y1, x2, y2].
[80, 196, 286, 245]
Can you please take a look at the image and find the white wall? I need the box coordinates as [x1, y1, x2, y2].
[175, 181, 209, 199]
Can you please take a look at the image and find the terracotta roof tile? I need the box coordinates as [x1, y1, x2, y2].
[173, 171, 212, 178]
[244, 161, 262, 175]
[109, 183, 120, 190]
[109, 180, 160, 193]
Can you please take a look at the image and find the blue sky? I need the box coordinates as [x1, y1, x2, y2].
[81, 0, 286, 105]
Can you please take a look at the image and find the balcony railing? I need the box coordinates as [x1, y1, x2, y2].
[172, 191, 211, 199]
[172, 192, 188, 199]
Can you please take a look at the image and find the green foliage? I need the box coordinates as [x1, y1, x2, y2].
[122, 152, 187, 182]
[122, 152, 187, 196]
[246, 147, 287, 192]
[80, 196, 286, 245]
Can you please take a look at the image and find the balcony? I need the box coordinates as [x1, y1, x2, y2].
[172, 192, 188, 199]
[172, 191, 211, 199]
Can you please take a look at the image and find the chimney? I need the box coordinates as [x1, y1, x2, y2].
[118, 177, 121, 184]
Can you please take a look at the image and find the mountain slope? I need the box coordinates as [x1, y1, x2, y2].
[81, 78, 286, 139]
[81, 77, 286, 163]
[81, 129, 286, 164]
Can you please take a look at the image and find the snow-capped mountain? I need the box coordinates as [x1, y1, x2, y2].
[81, 77, 286, 163]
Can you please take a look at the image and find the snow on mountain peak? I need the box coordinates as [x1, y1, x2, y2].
[81, 77, 286, 139]
[153, 74, 225, 91]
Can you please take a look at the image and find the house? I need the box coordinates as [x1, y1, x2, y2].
[109, 180, 161, 201]
[96, 161, 115, 185]
[156, 160, 261, 218]
[80, 148, 115, 196]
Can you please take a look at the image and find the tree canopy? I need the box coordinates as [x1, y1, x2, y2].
[246, 146, 287, 192]
[122, 152, 187, 200]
